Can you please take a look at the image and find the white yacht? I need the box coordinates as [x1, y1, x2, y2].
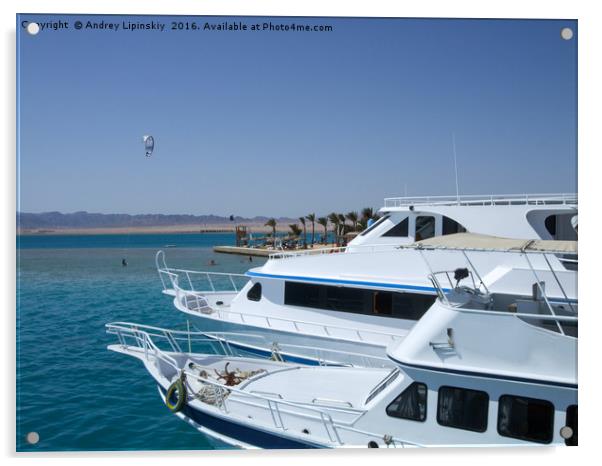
[157, 193, 577, 364]
[109, 242, 577, 448]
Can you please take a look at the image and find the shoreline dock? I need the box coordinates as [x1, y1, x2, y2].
[213, 244, 335, 257]
[213, 246, 274, 257]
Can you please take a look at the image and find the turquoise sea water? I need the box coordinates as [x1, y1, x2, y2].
[16, 233, 266, 451]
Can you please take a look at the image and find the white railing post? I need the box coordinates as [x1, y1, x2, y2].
[229, 275, 237, 292]
[185, 272, 194, 291]
[206, 273, 216, 292]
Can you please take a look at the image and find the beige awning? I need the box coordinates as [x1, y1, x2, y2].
[411, 233, 577, 254]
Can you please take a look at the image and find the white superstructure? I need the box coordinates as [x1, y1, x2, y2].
[157, 193, 576, 364]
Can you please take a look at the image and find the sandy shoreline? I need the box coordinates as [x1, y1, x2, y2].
[17, 223, 305, 236]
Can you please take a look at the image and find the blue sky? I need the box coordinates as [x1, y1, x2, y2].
[17, 15, 577, 217]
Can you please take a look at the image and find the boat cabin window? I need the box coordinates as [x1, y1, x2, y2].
[247, 282, 262, 302]
[382, 218, 409, 237]
[437, 386, 489, 433]
[415, 216, 435, 241]
[545, 215, 557, 236]
[565, 405, 578, 446]
[359, 215, 390, 236]
[544, 214, 578, 241]
[284, 282, 435, 320]
[497, 395, 554, 444]
[386, 382, 427, 422]
[442, 216, 467, 235]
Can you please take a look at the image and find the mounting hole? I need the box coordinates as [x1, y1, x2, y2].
[302, 428, 310, 434]
[216, 301, 224, 306]
[26, 432, 40, 444]
[26, 22, 40, 35]
[560, 27, 574, 40]
[368, 440, 379, 448]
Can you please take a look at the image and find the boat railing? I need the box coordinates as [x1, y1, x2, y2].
[171, 278, 403, 346]
[106, 322, 421, 447]
[424, 250, 578, 336]
[268, 243, 401, 260]
[384, 192, 577, 208]
[156, 250, 248, 294]
[107, 322, 392, 369]
[429, 270, 486, 298]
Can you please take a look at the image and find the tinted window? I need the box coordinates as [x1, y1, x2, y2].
[415, 216, 436, 241]
[382, 218, 409, 237]
[246, 282, 262, 302]
[437, 386, 489, 432]
[565, 405, 577, 446]
[285, 281, 321, 308]
[284, 282, 434, 320]
[497, 395, 554, 444]
[373, 291, 392, 315]
[442, 216, 467, 235]
[386, 382, 427, 422]
[325, 286, 366, 313]
[392, 293, 435, 320]
[545, 215, 557, 236]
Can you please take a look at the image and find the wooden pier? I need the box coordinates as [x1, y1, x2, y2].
[213, 246, 274, 257]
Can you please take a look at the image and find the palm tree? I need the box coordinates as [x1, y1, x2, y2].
[360, 207, 380, 231]
[289, 224, 302, 237]
[305, 213, 316, 246]
[264, 218, 277, 240]
[299, 217, 307, 248]
[337, 213, 347, 237]
[345, 211, 359, 231]
[361, 207, 375, 223]
[317, 217, 328, 244]
[328, 212, 341, 244]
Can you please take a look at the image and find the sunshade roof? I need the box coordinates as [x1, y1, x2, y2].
[411, 233, 577, 254]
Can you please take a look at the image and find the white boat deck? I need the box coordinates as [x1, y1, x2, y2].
[241, 366, 393, 409]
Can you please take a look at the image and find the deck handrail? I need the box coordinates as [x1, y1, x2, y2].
[268, 243, 403, 260]
[157, 260, 406, 347]
[174, 285, 403, 346]
[156, 250, 248, 293]
[383, 192, 577, 208]
[107, 321, 392, 368]
[425, 250, 578, 337]
[106, 322, 422, 447]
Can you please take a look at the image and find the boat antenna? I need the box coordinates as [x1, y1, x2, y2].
[452, 132, 460, 204]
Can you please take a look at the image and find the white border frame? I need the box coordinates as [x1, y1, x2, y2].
[4, 1, 598, 465]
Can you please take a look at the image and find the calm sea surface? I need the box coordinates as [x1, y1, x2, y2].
[16, 233, 266, 451]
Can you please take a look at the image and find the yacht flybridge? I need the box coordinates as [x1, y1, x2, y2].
[349, 192, 577, 249]
[108, 238, 577, 448]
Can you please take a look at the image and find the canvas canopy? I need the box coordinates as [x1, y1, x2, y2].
[411, 233, 577, 254]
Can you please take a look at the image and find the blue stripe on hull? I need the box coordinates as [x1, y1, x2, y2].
[245, 271, 576, 303]
[245, 270, 446, 293]
[158, 387, 321, 449]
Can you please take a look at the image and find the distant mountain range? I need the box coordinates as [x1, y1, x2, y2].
[17, 211, 297, 229]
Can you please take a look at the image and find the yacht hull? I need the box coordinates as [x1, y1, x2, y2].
[157, 385, 321, 449]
